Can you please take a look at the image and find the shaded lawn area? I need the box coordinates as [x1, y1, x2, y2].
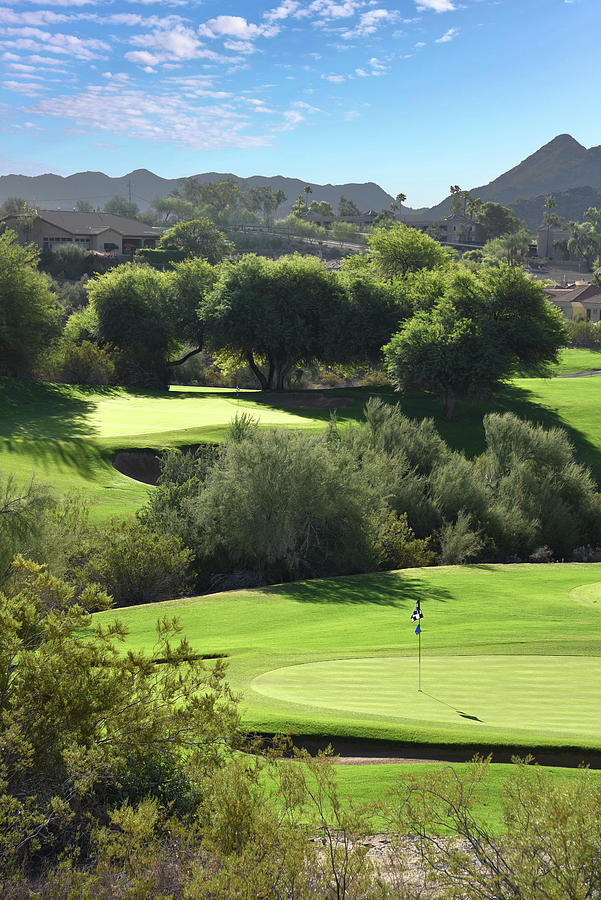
[2, 369, 601, 518]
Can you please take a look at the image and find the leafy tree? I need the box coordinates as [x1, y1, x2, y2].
[201, 254, 347, 390]
[0, 197, 31, 216]
[476, 200, 522, 240]
[368, 222, 449, 280]
[384, 266, 566, 418]
[483, 227, 532, 266]
[308, 199, 335, 216]
[167, 256, 219, 369]
[338, 194, 360, 217]
[290, 193, 307, 216]
[568, 206, 601, 269]
[173, 177, 245, 226]
[393, 756, 601, 900]
[329, 220, 364, 244]
[0, 230, 61, 377]
[247, 186, 287, 227]
[159, 217, 233, 263]
[87, 263, 174, 385]
[103, 195, 139, 218]
[75, 200, 94, 212]
[449, 184, 464, 214]
[151, 195, 196, 225]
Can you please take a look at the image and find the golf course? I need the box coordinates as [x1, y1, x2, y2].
[94, 562, 601, 755]
[3, 347, 601, 519]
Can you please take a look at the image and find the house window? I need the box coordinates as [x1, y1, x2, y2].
[586, 309, 591, 322]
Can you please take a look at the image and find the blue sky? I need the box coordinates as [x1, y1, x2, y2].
[0, 0, 599, 206]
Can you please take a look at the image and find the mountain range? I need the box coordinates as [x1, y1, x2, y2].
[1, 134, 600, 231]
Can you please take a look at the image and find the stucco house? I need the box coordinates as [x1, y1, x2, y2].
[0, 210, 161, 254]
[546, 283, 601, 321]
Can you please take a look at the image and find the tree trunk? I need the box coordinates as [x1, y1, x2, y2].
[246, 352, 268, 390]
[266, 355, 275, 390]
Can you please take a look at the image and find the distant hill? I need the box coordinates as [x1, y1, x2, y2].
[509, 185, 601, 232]
[0, 168, 394, 216]
[404, 134, 601, 225]
[3, 133, 601, 229]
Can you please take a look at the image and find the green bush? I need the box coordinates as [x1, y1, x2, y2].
[68, 519, 195, 606]
[41, 338, 117, 385]
[134, 247, 186, 269]
[63, 302, 99, 343]
[39, 243, 88, 280]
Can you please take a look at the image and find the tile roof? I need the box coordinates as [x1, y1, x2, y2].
[546, 284, 601, 305]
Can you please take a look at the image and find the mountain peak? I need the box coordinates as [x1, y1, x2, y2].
[543, 133, 585, 151]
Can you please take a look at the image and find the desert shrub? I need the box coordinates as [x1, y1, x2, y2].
[55, 276, 89, 315]
[371, 510, 434, 570]
[437, 510, 483, 564]
[183, 428, 372, 584]
[63, 302, 99, 343]
[0, 474, 55, 582]
[481, 412, 601, 558]
[39, 243, 88, 280]
[68, 519, 195, 606]
[0, 557, 238, 876]
[41, 339, 116, 385]
[392, 757, 601, 900]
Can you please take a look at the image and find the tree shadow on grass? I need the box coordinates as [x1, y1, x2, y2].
[1, 436, 109, 481]
[269, 571, 451, 609]
[0, 377, 103, 442]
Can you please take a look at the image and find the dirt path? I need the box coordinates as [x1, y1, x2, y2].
[557, 369, 601, 377]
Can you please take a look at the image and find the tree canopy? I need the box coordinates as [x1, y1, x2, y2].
[368, 222, 450, 280]
[384, 265, 567, 418]
[201, 254, 348, 390]
[159, 217, 233, 263]
[0, 230, 61, 377]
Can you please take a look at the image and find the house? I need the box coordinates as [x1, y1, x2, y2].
[0, 210, 161, 254]
[442, 214, 485, 245]
[537, 225, 573, 260]
[546, 282, 601, 321]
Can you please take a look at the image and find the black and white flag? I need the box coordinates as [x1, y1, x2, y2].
[410, 600, 423, 623]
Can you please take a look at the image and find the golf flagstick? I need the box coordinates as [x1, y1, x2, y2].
[410, 600, 423, 693]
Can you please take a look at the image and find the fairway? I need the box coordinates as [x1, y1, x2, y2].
[253, 656, 601, 744]
[4, 353, 601, 517]
[96, 564, 601, 754]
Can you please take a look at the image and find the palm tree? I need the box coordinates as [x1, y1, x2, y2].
[304, 184, 313, 207]
[543, 196, 558, 257]
[396, 192, 406, 221]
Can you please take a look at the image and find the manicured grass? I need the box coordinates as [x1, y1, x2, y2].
[331, 761, 594, 832]
[4, 368, 601, 517]
[552, 347, 601, 375]
[94, 564, 601, 753]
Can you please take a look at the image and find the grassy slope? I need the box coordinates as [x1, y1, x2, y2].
[94, 564, 601, 752]
[3, 348, 601, 517]
[332, 761, 594, 832]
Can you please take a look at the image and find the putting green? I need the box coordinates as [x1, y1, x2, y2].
[252, 655, 601, 744]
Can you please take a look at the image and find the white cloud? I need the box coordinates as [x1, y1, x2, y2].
[1, 27, 109, 59]
[279, 109, 304, 129]
[416, 0, 456, 11]
[435, 26, 458, 41]
[30, 85, 273, 150]
[198, 15, 279, 40]
[321, 72, 345, 82]
[264, 0, 301, 22]
[0, 8, 69, 25]
[2, 79, 47, 94]
[342, 8, 400, 38]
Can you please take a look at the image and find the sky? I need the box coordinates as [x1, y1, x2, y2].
[0, 0, 599, 207]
